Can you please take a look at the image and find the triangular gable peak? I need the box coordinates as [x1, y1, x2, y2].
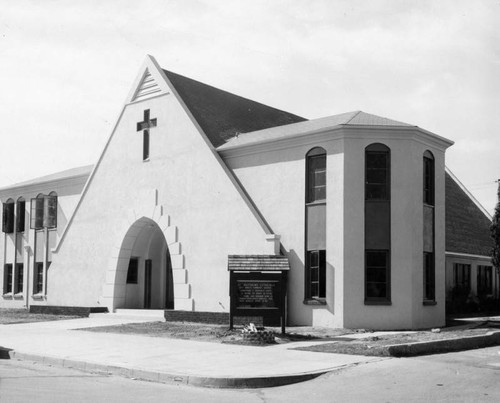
[126, 55, 171, 104]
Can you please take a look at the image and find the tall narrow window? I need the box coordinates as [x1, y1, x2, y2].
[365, 145, 390, 200]
[44, 193, 57, 229]
[16, 198, 25, 233]
[305, 147, 327, 301]
[307, 250, 326, 298]
[365, 250, 390, 300]
[15, 263, 23, 294]
[423, 151, 435, 303]
[453, 263, 471, 291]
[423, 151, 435, 205]
[477, 265, 493, 296]
[423, 252, 435, 301]
[31, 195, 45, 230]
[3, 263, 13, 294]
[34, 262, 44, 294]
[306, 148, 327, 203]
[2, 199, 14, 233]
[365, 144, 391, 304]
[30, 193, 57, 230]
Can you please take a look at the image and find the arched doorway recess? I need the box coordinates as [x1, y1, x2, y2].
[117, 217, 174, 309]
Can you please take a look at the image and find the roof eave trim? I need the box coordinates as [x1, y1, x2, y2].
[0, 172, 91, 197]
[445, 251, 492, 260]
[218, 124, 454, 159]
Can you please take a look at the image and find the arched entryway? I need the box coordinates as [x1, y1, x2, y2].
[116, 217, 174, 309]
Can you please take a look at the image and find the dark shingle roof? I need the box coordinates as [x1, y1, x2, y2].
[228, 255, 290, 271]
[446, 172, 493, 256]
[163, 70, 306, 147]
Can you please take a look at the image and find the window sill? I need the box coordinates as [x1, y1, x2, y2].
[14, 292, 24, 299]
[143, 158, 150, 163]
[303, 298, 326, 305]
[364, 299, 392, 306]
[2, 292, 13, 299]
[305, 201, 326, 207]
[423, 300, 437, 306]
[32, 293, 45, 300]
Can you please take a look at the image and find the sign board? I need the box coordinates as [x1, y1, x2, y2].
[229, 270, 287, 334]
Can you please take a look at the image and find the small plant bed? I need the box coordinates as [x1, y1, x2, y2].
[0, 308, 80, 325]
[293, 327, 500, 357]
[80, 321, 357, 345]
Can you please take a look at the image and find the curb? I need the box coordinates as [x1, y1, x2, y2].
[387, 331, 500, 357]
[0, 348, 329, 389]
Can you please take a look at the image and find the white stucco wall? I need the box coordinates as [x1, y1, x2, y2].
[341, 131, 447, 330]
[222, 134, 345, 326]
[0, 175, 87, 308]
[224, 126, 451, 329]
[46, 83, 274, 312]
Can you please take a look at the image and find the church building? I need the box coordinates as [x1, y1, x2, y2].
[0, 56, 495, 330]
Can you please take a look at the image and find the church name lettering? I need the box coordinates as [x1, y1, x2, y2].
[236, 280, 278, 308]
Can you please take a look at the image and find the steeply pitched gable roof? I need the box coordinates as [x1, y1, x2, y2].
[446, 171, 493, 257]
[163, 70, 306, 147]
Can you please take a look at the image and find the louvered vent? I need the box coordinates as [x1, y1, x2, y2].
[132, 69, 161, 101]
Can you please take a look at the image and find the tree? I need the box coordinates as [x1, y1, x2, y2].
[491, 180, 500, 282]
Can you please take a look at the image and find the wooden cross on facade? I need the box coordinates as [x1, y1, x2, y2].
[136, 109, 157, 160]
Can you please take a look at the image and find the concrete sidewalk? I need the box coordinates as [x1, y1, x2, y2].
[0, 315, 383, 388]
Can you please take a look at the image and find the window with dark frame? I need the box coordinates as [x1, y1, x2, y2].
[424, 252, 435, 301]
[34, 262, 44, 294]
[30, 194, 57, 230]
[365, 250, 390, 301]
[2, 200, 14, 233]
[3, 263, 13, 294]
[15, 263, 23, 294]
[16, 199, 25, 233]
[126, 257, 139, 284]
[365, 148, 390, 200]
[477, 265, 493, 296]
[31, 196, 44, 230]
[306, 250, 326, 299]
[44, 194, 57, 229]
[307, 152, 326, 203]
[453, 263, 471, 291]
[423, 152, 435, 205]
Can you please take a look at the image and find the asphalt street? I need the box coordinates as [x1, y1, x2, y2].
[1, 346, 499, 402]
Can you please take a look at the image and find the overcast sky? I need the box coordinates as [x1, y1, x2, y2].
[0, 0, 499, 213]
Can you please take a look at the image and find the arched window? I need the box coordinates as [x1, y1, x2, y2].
[305, 147, 327, 300]
[46, 192, 58, 229]
[365, 143, 391, 303]
[16, 197, 25, 233]
[306, 147, 327, 203]
[423, 151, 434, 206]
[31, 194, 45, 230]
[2, 198, 15, 234]
[30, 192, 57, 230]
[423, 151, 435, 302]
